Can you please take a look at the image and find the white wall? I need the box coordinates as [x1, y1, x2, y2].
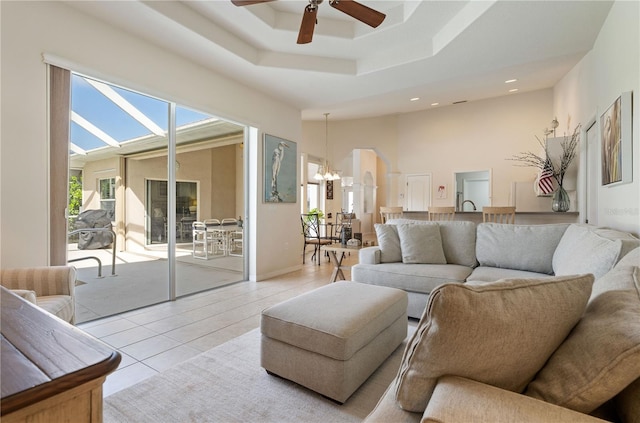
[0, 1, 301, 279]
[554, 0, 640, 236]
[397, 90, 553, 208]
[303, 90, 553, 210]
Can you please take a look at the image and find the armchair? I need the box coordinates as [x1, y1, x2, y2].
[0, 266, 76, 324]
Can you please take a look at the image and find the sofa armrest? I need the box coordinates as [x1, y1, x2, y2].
[359, 246, 381, 264]
[422, 376, 608, 423]
[0, 266, 76, 298]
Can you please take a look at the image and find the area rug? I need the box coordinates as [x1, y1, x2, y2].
[104, 327, 412, 422]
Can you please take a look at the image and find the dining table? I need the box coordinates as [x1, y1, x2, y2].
[205, 224, 243, 256]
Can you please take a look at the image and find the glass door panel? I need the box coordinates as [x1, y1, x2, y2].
[173, 105, 246, 297]
[69, 73, 171, 323]
[68, 73, 246, 323]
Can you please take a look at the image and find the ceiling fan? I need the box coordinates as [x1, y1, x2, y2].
[230, 0, 386, 44]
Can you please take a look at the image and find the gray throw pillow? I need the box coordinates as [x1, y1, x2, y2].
[374, 224, 401, 263]
[553, 224, 621, 279]
[396, 224, 446, 264]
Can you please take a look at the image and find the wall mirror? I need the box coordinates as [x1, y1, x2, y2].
[454, 170, 491, 211]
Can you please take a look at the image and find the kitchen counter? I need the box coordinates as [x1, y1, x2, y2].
[403, 211, 580, 224]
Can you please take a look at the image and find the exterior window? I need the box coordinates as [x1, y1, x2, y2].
[307, 183, 319, 211]
[99, 177, 116, 215]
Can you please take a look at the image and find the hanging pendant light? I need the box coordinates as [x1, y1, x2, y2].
[317, 113, 340, 181]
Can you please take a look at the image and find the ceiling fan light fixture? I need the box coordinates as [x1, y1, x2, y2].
[233, 0, 385, 44]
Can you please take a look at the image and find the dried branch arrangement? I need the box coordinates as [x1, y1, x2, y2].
[509, 125, 580, 187]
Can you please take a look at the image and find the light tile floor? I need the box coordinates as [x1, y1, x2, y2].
[80, 251, 355, 397]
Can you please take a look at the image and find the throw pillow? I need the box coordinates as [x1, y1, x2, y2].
[374, 224, 401, 263]
[396, 224, 446, 264]
[524, 266, 640, 413]
[553, 224, 621, 279]
[394, 274, 594, 413]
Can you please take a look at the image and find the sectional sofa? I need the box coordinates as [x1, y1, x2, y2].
[352, 220, 640, 422]
[352, 220, 639, 319]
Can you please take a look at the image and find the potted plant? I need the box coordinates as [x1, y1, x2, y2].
[306, 207, 324, 221]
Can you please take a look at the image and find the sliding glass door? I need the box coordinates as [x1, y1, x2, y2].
[66, 71, 246, 323]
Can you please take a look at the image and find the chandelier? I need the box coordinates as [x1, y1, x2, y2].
[314, 113, 341, 181]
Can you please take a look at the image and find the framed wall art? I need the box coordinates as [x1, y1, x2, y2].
[263, 134, 297, 203]
[601, 91, 633, 186]
[326, 180, 334, 200]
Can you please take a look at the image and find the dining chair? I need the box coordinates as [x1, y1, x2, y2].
[380, 206, 403, 223]
[180, 216, 197, 241]
[428, 206, 455, 221]
[192, 221, 210, 259]
[300, 213, 332, 265]
[203, 219, 224, 256]
[230, 229, 243, 257]
[482, 206, 516, 224]
[333, 212, 354, 244]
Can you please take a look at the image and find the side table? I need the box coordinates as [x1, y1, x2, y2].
[1, 286, 121, 423]
[322, 244, 362, 282]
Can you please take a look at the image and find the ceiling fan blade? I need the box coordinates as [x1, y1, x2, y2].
[297, 5, 318, 44]
[329, 0, 385, 28]
[231, 0, 275, 6]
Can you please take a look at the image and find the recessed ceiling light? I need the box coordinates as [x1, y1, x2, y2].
[431, 102, 439, 106]
[505, 79, 518, 84]
[509, 88, 519, 93]
[410, 97, 420, 101]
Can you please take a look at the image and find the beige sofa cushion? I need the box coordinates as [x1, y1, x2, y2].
[525, 266, 640, 413]
[394, 274, 594, 413]
[37, 295, 75, 323]
[615, 377, 640, 423]
[397, 224, 446, 264]
[422, 376, 607, 423]
[375, 224, 402, 263]
[10, 289, 37, 304]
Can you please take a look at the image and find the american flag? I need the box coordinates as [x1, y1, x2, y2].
[537, 158, 555, 195]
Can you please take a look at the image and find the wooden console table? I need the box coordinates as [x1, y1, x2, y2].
[1, 286, 121, 423]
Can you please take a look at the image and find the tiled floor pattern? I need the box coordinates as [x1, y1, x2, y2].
[79, 251, 355, 397]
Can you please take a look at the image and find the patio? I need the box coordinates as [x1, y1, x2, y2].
[69, 244, 244, 324]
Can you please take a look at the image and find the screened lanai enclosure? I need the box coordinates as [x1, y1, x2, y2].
[66, 72, 247, 323]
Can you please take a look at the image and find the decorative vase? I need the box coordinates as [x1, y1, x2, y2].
[552, 185, 570, 212]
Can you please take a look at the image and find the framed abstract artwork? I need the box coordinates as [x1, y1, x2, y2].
[263, 134, 297, 203]
[600, 91, 633, 186]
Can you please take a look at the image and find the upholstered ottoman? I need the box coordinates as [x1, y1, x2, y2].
[260, 281, 408, 403]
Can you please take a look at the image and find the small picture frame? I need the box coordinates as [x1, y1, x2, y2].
[326, 180, 334, 200]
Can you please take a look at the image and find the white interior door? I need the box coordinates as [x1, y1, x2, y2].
[406, 174, 431, 211]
